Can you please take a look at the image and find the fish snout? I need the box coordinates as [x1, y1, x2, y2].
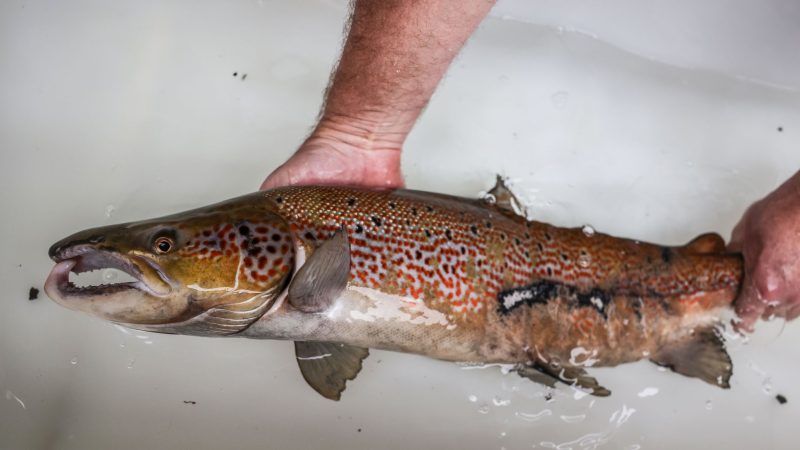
[49, 230, 108, 261]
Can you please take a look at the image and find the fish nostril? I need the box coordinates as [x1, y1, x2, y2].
[88, 235, 105, 244]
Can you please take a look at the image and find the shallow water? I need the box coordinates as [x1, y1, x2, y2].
[2, 1, 800, 448]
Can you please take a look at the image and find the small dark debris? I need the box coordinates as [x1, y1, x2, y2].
[544, 393, 553, 401]
[28, 287, 39, 301]
[241, 73, 247, 81]
[183, 400, 197, 405]
[777, 126, 783, 132]
[357, 428, 362, 433]
[232, 72, 238, 77]
[776, 394, 788, 405]
[370, 216, 382, 227]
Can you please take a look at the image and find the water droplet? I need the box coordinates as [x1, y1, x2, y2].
[637, 387, 659, 398]
[744, 415, 755, 423]
[70, 356, 78, 365]
[705, 400, 713, 410]
[581, 225, 595, 237]
[499, 431, 507, 438]
[127, 358, 135, 369]
[685, 160, 694, 167]
[103, 269, 118, 282]
[478, 403, 490, 414]
[762, 377, 773, 395]
[551, 91, 569, 108]
[492, 396, 511, 407]
[119, 343, 125, 348]
[560, 414, 586, 424]
[577, 254, 592, 268]
[105, 204, 116, 219]
[468, 394, 478, 403]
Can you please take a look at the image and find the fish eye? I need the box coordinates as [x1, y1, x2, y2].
[154, 237, 174, 254]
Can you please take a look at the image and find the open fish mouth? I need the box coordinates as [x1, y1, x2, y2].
[45, 245, 170, 299]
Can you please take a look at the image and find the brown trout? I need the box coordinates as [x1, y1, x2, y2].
[45, 179, 742, 400]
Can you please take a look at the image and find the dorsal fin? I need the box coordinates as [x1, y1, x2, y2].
[288, 228, 350, 313]
[650, 326, 732, 388]
[682, 233, 726, 255]
[295, 341, 369, 401]
[484, 175, 526, 218]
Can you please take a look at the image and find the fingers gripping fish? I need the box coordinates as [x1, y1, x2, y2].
[45, 178, 742, 400]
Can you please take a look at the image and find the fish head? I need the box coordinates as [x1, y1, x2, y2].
[45, 194, 295, 335]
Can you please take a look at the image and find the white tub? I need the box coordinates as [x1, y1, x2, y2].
[1, 1, 798, 448]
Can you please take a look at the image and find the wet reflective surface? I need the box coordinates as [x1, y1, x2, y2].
[2, 0, 800, 448]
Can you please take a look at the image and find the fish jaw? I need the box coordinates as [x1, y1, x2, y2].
[45, 244, 189, 325]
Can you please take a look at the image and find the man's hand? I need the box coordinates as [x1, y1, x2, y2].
[261, 0, 496, 190]
[260, 117, 404, 189]
[730, 171, 800, 332]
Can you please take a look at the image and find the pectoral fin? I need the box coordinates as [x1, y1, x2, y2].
[651, 326, 732, 388]
[288, 228, 350, 313]
[517, 362, 610, 397]
[295, 341, 369, 401]
[485, 175, 526, 218]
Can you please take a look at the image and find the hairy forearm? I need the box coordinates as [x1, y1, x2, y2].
[315, 0, 496, 150]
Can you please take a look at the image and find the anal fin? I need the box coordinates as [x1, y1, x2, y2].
[517, 362, 610, 397]
[295, 341, 369, 401]
[650, 326, 732, 388]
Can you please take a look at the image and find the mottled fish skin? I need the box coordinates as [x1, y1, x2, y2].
[243, 186, 742, 368]
[45, 185, 743, 379]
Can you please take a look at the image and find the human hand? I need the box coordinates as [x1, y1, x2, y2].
[260, 117, 404, 190]
[729, 171, 800, 332]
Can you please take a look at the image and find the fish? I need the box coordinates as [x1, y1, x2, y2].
[45, 178, 743, 400]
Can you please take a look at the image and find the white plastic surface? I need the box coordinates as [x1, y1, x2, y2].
[1, 1, 799, 448]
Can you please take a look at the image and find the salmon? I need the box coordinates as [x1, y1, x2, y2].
[45, 178, 742, 400]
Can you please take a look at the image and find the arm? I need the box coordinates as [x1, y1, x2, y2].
[261, 0, 497, 189]
[730, 170, 800, 332]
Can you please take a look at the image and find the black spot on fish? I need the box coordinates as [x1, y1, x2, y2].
[371, 216, 382, 227]
[632, 298, 643, 320]
[405, 219, 411, 226]
[560, 253, 569, 262]
[248, 247, 261, 256]
[499, 280, 613, 319]
[460, 246, 466, 255]
[536, 242, 544, 251]
[347, 198, 356, 207]
[544, 232, 552, 241]
[661, 247, 672, 263]
[238, 225, 250, 235]
[272, 234, 282, 242]
[355, 224, 364, 234]
[486, 221, 492, 229]
[524, 232, 531, 240]
[388, 202, 396, 209]
[426, 206, 433, 212]
[411, 207, 418, 216]
[500, 233, 506, 241]
[547, 267, 553, 276]
[497, 280, 559, 314]
[415, 250, 422, 260]
[266, 245, 276, 254]
[524, 250, 530, 258]
[514, 238, 521, 245]
[445, 229, 452, 240]
[303, 232, 316, 241]
[576, 288, 610, 319]
[424, 229, 432, 238]
[470, 225, 478, 235]
[28, 287, 39, 301]
[275, 196, 283, 204]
